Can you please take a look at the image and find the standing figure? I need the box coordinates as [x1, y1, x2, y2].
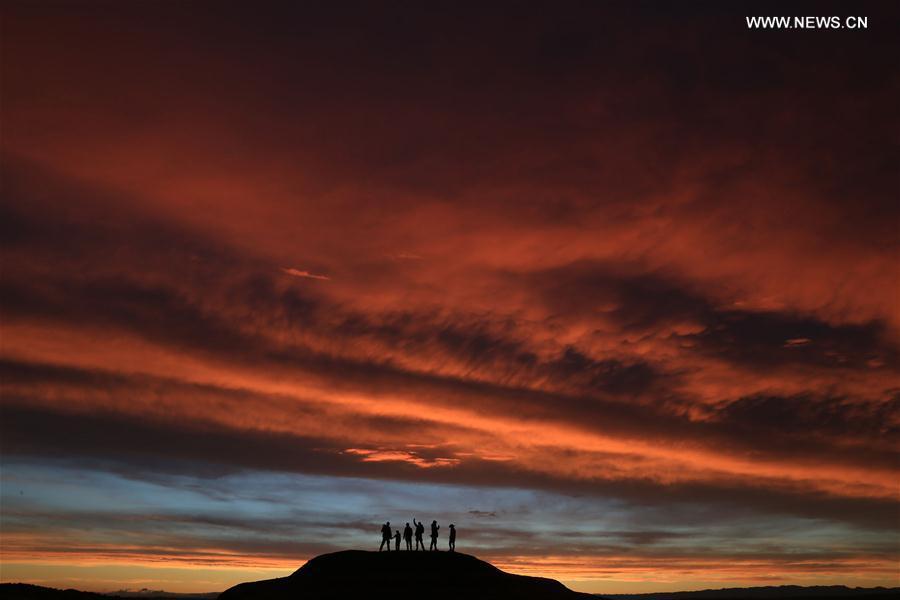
[403, 522, 413, 551]
[448, 524, 456, 552]
[413, 518, 426, 551]
[379, 521, 392, 551]
[394, 529, 401, 551]
[429, 520, 440, 551]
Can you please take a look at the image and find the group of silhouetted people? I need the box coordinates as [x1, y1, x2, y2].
[379, 519, 456, 552]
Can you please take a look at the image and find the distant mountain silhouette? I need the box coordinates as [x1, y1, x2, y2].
[0, 585, 110, 600]
[0, 585, 214, 600]
[605, 587, 900, 600]
[112, 591, 218, 599]
[218, 550, 595, 599]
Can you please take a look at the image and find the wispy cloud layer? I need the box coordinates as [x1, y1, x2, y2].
[0, 1, 897, 593]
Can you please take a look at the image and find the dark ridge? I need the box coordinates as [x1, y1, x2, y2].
[0, 585, 111, 600]
[0, 584, 213, 600]
[605, 586, 900, 600]
[217, 550, 596, 599]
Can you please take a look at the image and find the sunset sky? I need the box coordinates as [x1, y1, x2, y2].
[1, 1, 898, 595]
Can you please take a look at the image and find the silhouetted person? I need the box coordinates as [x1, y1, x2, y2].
[379, 521, 392, 551]
[429, 520, 440, 551]
[448, 524, 456, 552]
[403, 522, 413, 551]
[413, 518, 425, 551]
[394, 529, 401, 551]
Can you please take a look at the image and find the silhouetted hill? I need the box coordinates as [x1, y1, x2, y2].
[605, 586, 900, 600]
[218, 550, 596, 599]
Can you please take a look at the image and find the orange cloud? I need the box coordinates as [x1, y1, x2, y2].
[1, 2, 897, 592]
[281, 268, 330, 281]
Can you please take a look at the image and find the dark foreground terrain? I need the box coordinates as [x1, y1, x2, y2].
[0, 586, 211, 600]
[1, 555, 897, 600]
[607, 587, 900, 600]
[219, 550, 594, 599]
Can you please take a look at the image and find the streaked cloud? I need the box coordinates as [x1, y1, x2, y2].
[343, 448, 461, 468]
[281, 268, 330, 281]
[0, 1, 896, 594]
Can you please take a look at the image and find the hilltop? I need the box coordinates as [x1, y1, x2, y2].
[218, 550, 595, 599]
